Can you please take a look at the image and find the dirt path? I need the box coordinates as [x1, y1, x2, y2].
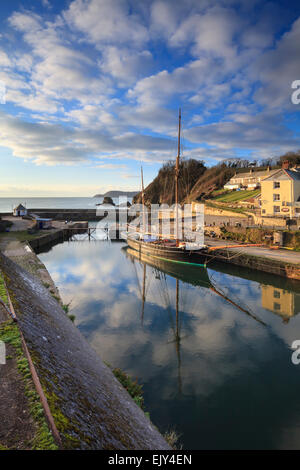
[1, 216, 32, 232]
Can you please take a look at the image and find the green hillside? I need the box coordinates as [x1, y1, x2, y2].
[211, 189, 260, 203]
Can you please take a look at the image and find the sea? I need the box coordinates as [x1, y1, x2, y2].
[0, 197, 130, 213]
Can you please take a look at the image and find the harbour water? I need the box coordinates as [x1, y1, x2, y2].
[38, 239, 300, 449]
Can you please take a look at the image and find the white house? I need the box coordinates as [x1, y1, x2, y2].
[224, 168, 279, 190]
[13, 204, 27, 217]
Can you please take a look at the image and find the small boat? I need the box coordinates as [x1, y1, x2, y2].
[126, 108, 208, 266]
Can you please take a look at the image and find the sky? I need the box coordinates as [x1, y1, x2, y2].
[0, 0, 300, 197]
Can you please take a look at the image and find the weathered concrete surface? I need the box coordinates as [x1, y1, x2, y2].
[28, 222, 88, 252]
[1, 216, 32, 231]
[206, 238, 300, 265]
[206, 239, 300, 280]
[28, 208, 109, 221]
[0, 235, 61, 301]
[0, 252, 170, 450]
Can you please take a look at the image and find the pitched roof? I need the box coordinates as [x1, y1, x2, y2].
[14, 204, 26, 210]
[261, 168, 300, 182]
[284, 169, 300, 181]
[229, 168, 279, 181]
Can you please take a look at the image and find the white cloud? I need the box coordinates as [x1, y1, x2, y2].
[170, 6, 240, 61]
[7, 11, 113, 109]
[185, 112, 299, 158]
[253, 16, 300, 109]
[128, 57, 218, 106]
[42, 0, 52, 9]
[0, 111, 176, 166]
[64, 0, 148, 47]
[0, 0, 299, 171]
[99, 47, 153, 86]
[95, 162, 127, 170]
[0, 51, 12, 68]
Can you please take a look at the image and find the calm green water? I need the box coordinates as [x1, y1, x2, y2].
[38, 240, 300, 450]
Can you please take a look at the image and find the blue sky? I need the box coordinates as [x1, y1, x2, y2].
[0, 0, 300, 196]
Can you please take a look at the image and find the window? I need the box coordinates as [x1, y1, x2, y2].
[273, 194, 280, 201]
[273, 290, 281, 299]
[274, 206, 280, 213]
[262, 209, 266, 214]
[274, 182, 280, 189]
[273, 302, 281, 311]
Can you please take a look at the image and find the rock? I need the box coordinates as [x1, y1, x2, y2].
[98, 196, 115, 206]
[118, 201, 131, 207]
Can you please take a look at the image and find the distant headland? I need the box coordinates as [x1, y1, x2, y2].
[93, 190, 139, 198]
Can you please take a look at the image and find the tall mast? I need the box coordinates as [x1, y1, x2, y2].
[141, 263, 146, 325]
[141, 165, 146, 234]
[175, 279, 182, 393]
[175, 108, 181, 245]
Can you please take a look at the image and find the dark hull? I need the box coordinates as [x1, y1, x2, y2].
[127, 236, 208, 266]
[125, 247, 211, 288]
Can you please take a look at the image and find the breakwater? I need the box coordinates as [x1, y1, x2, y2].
[27, 208, 121, 221]
[28, 222, 88, 251]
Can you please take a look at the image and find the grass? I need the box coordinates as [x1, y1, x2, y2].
[62, 303, 69, 314]
[163, 429, 181, 449]
[0, 231, 42, 242]
[0, 272, 8, 303]
[210, 189, 260, 203]
[112, 367, 145, 410]
[0, 270, 58, 451]
[209, 188, 229, 198]
[0, 320, 58, 450]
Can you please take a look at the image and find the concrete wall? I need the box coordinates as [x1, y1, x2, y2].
[202, 204, 248, 218]
[28, 209, 110, 221]
[208, 250, 300, 280]
[29, 223, 88, 251]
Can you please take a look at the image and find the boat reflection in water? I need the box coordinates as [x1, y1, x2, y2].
[124, 246, 267, 394]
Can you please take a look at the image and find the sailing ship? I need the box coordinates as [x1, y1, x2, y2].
[126, 109, 208, 266]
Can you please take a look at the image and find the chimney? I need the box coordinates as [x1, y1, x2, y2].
[282, 160, 290, 170]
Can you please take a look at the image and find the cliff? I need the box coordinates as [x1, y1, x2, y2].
[133, 160, 236, 206]
[134, 159, 206, 206]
